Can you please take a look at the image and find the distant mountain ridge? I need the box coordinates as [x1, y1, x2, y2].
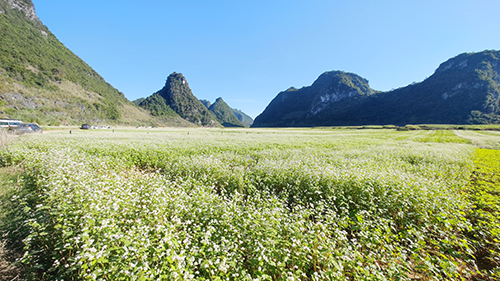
[138, 72, 257, 127]
[253, 50, 500, 127]
[253, 71, 376, 127]
[200, 99, 254, 127]
[232, 108, 253, 127]
[139, 76, 255, 128]
[208, 97, 245, 127]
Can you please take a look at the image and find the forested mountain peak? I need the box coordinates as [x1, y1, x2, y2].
[253, 70, 376, 127]
[139, 73, 220, 127]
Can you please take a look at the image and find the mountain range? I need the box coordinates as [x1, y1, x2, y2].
[1, 0, 498, 128]
[253, 50, 500, 127]
[138, 72, 220, 127]
[0, 0, 251, 127]
[200, 98, 254, 127]
[137, 73, 253, 127]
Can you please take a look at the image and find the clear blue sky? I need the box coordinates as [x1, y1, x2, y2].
[33, 0, 500, 118]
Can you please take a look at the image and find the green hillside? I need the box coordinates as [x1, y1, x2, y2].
[132, 98, 145, 106]
[0, 0, 156, 125]
[208, 97, 245, 127]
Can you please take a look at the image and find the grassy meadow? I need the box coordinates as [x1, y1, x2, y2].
[0, 128, 499, 280]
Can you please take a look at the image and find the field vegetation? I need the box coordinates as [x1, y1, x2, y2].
[0, 130, 21, 280]
[0, 128, 498, 280]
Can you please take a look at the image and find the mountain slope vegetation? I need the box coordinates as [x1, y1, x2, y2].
[253, 50, 500, 127]
[0, 0, 158, 125]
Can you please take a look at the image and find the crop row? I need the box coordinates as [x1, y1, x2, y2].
[466, 148, 500, 278]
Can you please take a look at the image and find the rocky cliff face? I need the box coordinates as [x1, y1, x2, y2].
[253, 50, 500, 127]
[307, 71, 376, 117]
[1, 0, 40, 22]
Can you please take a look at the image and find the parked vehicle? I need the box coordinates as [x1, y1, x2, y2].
[0, 119, 22, 129]
[80, 124, 91, 130]
[8, 123, 43, 135]
[26, 123, 43, 133]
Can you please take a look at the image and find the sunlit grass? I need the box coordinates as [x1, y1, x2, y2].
[466, 149, 500, 278]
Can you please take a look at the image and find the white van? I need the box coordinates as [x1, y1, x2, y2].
[0, 119, 23, 129]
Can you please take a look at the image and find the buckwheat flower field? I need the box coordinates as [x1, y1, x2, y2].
[0, 128, 498, 280]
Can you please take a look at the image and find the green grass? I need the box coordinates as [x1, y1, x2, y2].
[466, 149, 500, 279]
[0, 128, 497, 280]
